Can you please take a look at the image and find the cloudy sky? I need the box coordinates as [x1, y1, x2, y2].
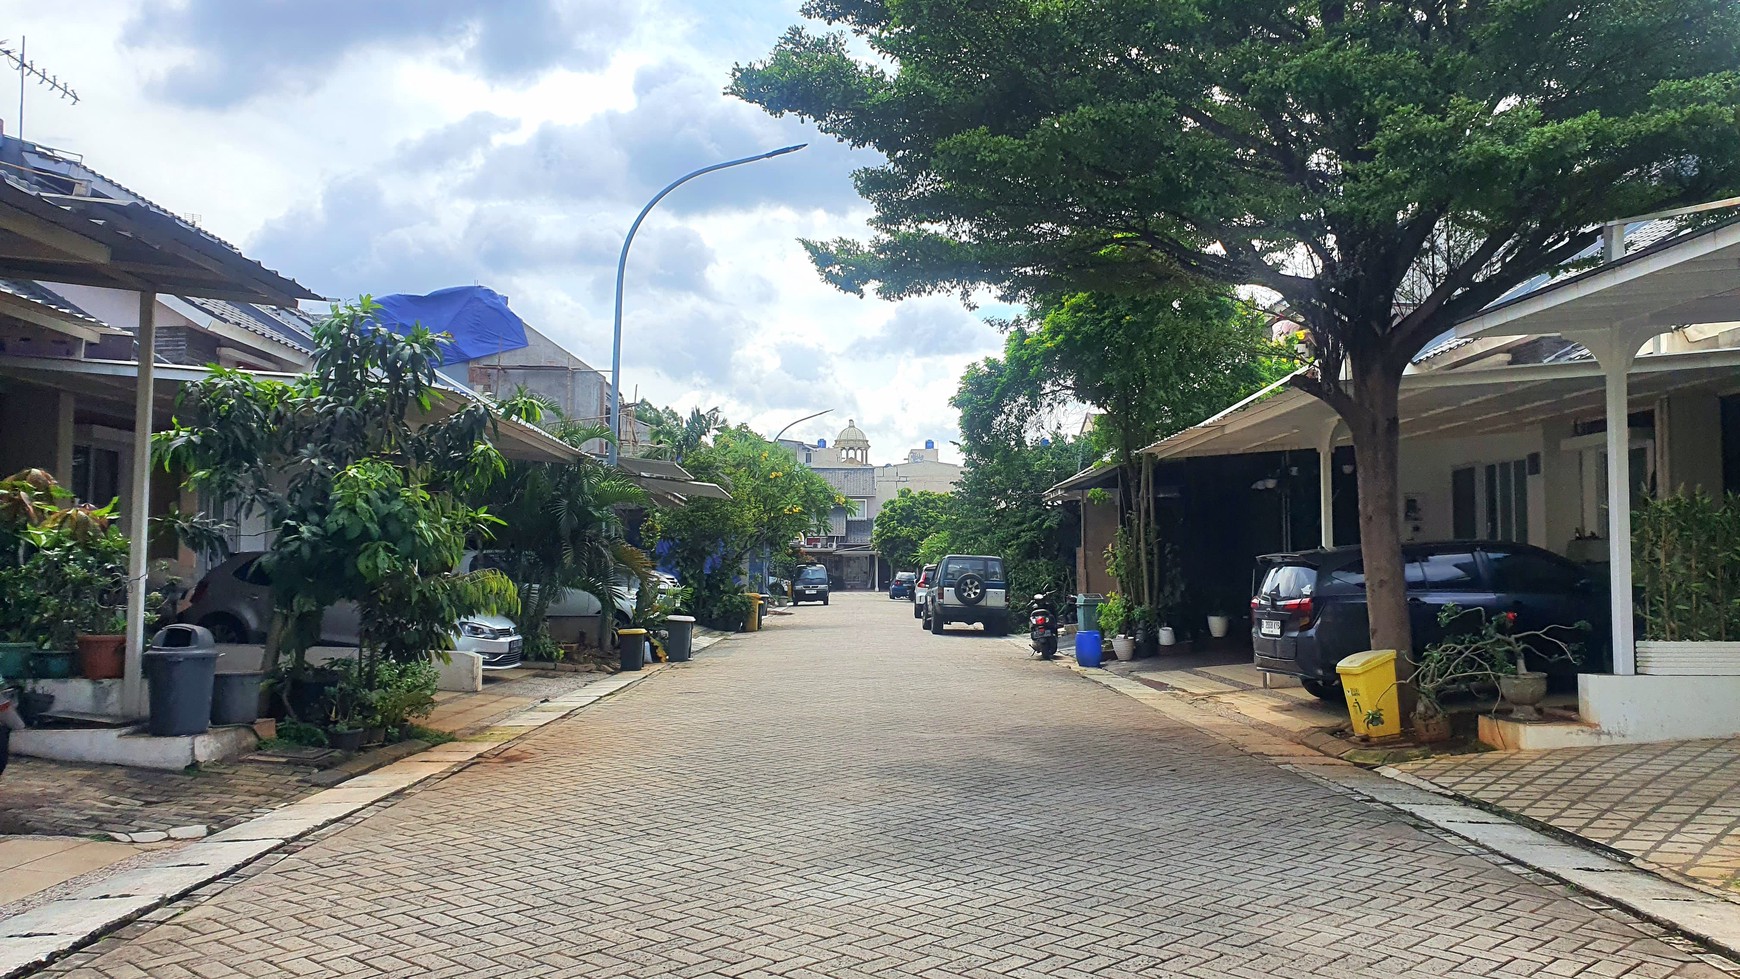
[7, 1, 1011, 463]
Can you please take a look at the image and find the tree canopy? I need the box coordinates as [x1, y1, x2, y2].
[156, 299, 516, 669]
[643, 424, 841, 627]
[871, 488, 953, 572]
[733, 0, 1740, 665]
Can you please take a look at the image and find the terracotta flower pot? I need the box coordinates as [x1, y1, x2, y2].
[76, 634, 126, 680]
[1412, 709, 1453, 744]
[1498, 671, 1549, 721]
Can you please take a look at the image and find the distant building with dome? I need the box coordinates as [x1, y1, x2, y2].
[779, 421, 962, 589]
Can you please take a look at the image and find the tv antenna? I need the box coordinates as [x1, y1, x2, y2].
[0, 37, 81, 142]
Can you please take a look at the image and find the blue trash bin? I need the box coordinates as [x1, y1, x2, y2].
[1074, 629, 1103, 668]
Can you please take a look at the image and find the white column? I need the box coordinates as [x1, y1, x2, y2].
[1589, 333, 1639, 676]
[1317, 421, 1339, 548]
[123, 292, 157, 717]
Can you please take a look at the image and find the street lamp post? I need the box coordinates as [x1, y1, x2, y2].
[608, 143, 808, 465]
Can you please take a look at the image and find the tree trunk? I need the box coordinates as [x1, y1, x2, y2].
[1344, 354, 1416, 715]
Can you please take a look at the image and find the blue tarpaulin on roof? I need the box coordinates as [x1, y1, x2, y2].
[369, 286, 529, 366]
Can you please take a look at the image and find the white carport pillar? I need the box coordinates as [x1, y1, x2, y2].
[1585, 330, 1646, 677]
[1317, 419, 1341, 548]
[123, 292, 157, 717]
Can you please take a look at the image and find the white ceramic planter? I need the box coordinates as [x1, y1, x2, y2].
[1111, 636, 1136, 661]
[1158, 627, 1177, 646]
[1207, 615, 1230, 639]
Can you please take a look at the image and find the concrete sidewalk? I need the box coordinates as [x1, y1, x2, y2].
[1400, 739, 1740, 901]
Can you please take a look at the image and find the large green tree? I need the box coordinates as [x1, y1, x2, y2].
[156, 299, 515, 673]
[732, 0, 1740, 674]
[872, 488, 953, 572]
[972, 289, 1288, 609]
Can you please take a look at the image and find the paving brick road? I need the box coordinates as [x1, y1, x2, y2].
[35, 593, 1735, 978]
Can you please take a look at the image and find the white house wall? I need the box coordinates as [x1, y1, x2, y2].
[1397, 428, 1548, 548]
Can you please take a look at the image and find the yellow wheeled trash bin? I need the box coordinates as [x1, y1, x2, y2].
[744, 592, 763, 632]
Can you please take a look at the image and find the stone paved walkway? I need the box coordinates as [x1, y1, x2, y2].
[1402, 739, 1740, 898]
[32, 594, 1738, 978]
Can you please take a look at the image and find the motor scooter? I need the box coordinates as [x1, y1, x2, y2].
[1029, 591, 1059, 659]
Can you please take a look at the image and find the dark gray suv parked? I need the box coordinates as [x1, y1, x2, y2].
[1251, 542, 1607, 701]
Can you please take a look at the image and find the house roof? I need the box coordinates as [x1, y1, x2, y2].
[0, 277, 125, 341]
[1456, 215, 1740, 341]
[0, 137, 318, 305]
[1141, 348, 1740, 461]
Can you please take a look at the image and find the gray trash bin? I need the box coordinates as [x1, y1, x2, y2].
[145, 624, 220, 737]
[666, 615, 696, 662]
[1076, 594, 1105, 633]
[211, 671, 266, 726]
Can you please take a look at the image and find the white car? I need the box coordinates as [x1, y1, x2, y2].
[464, 552, 677, 626]
[912, 564, 937, 620]
[180, 552, 524, 669]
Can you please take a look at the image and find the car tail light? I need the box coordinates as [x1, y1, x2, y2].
[1278, 596, 1313, 628]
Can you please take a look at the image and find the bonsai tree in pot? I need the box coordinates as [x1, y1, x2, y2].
[1420, 605, 1587, 727]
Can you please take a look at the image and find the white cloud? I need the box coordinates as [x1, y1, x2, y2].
[7, 0, 997, 466]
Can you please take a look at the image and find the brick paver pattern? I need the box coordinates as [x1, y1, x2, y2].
[36, 594, 1734, 978]
[0, 756, 322, 839]
[1404, 739, 1740, 897]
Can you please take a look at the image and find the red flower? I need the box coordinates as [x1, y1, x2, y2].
[1504, 611, 1518, 623]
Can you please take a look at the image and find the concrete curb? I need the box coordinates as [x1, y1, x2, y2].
[1058, 658, 1740, 960]
[0, 664, 669, 979]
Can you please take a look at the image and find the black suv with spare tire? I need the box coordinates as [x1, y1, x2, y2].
[924, 554, 1010, 636]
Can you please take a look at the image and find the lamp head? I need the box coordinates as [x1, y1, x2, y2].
[765, 143, 808, 158]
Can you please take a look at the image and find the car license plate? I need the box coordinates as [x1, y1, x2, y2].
[1260, 618, 1282, 637]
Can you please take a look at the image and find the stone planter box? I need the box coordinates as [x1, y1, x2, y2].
[1635, 641, 1740, 676]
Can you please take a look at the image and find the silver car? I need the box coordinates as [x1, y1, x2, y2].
[180, 552, 524, 669]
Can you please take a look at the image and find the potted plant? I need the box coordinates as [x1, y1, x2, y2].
[1100, 593, 1136, 660]
[75, 609, 128, 681]
[1132, 605, 1158, 658]
[1420, 604, 1585, 726]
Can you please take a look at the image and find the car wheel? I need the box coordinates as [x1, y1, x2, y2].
[986, 617, 1007, 637]
[823, 595, 830, 606]
[913, 604, 922, 619]
[199, 614, 250, 644]
[930, 610, 944, 635]
[1301, 678, 1343, 703]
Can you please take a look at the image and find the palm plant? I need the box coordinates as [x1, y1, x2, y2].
[477, 419, 652, 640]
[644, 407, 724, 462]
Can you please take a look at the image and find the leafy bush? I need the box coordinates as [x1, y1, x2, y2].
[1097, 592, 1130, 637]
[1633, 491, 1740, 641]
[367, 658, 439, 732]
[275, 720, 328, 747]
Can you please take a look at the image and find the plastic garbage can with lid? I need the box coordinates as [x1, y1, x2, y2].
[1076, 594, 1105, 633]
[666, 615, 697, 662]
[1337, 649, 1401, 739]
[743, 593, 763, 632]
[145, 624, 220, 737]
[618, 628, 647, 672]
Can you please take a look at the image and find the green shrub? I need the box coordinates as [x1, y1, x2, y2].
[1634, 492, 1740, 641]
[276, 720, 328, 747]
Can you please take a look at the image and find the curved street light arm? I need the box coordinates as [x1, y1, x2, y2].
[608, 143, 808, 465]
[771, 407, 834, 445]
